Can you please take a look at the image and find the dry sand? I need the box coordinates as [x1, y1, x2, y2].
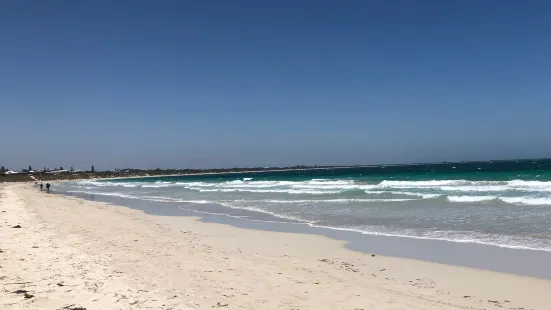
[1, 183, 550, 309]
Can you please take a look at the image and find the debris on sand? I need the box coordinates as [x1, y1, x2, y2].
[12, 225, 22, 228]
[60, 305, 87, 310]
[11, 289, 34, 299]
[214, 301, 229, 307]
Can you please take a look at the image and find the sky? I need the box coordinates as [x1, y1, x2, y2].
[1, 1, 551, 170]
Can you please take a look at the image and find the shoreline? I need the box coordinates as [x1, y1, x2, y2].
[63, 189, 551, 280]
[2, 184, 551, 309]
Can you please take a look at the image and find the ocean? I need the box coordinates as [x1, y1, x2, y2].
[59, 159, 551, 252]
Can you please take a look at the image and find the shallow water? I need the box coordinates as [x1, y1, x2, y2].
[58, 159, 551, 252]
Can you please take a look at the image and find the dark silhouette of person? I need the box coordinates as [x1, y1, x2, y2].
[40, 183, 43, 191]
[46, 183, 50, 193]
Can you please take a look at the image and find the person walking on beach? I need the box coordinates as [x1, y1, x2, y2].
[45, 183, 50, 193]
[39, 183, 43, 191]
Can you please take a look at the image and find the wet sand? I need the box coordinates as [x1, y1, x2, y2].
[68, 190, 551, 280]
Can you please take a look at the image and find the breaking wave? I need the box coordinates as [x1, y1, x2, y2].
[74, 178, 551, 206]
[447, 195, 497, 202]
[61, 170, 551, 252]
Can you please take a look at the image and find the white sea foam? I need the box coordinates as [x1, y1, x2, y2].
[439, 185, 510, 192]
[308, 179, 355, 185]
[507, 180, 551, 188]
[66, 191, 140, 199]
[307, 224, 551, 252]
[66, 191, 218, 205]
[376, 180, 551, 197]
[176, 206, 293, 223]
[226, 180, 245, 185]
[141, 184, 178, 188]
[365, 190, 441, 199]
[175, 199, 213, 204]
[247, 198, 415, 204]
[183, 181, 298, 189]
[214, 203, 306, 222]
[499, 197, 551, 205]
[189, 187, 344, 194]
[70, 178, 551, 207]
[447, 195, 497, 202]
[379, 180, 468, 187]
[74, 179, 551, 200]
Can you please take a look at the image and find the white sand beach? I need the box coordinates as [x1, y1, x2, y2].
[1, 183, 550, 310]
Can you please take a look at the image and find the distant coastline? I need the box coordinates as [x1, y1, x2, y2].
[2, 157, 549, 183]
[0, 165, 352, 183]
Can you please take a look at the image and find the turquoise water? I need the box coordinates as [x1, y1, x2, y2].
[60, 159, 551, 252]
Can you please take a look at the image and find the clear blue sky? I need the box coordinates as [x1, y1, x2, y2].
[1, 1, 550, 170]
